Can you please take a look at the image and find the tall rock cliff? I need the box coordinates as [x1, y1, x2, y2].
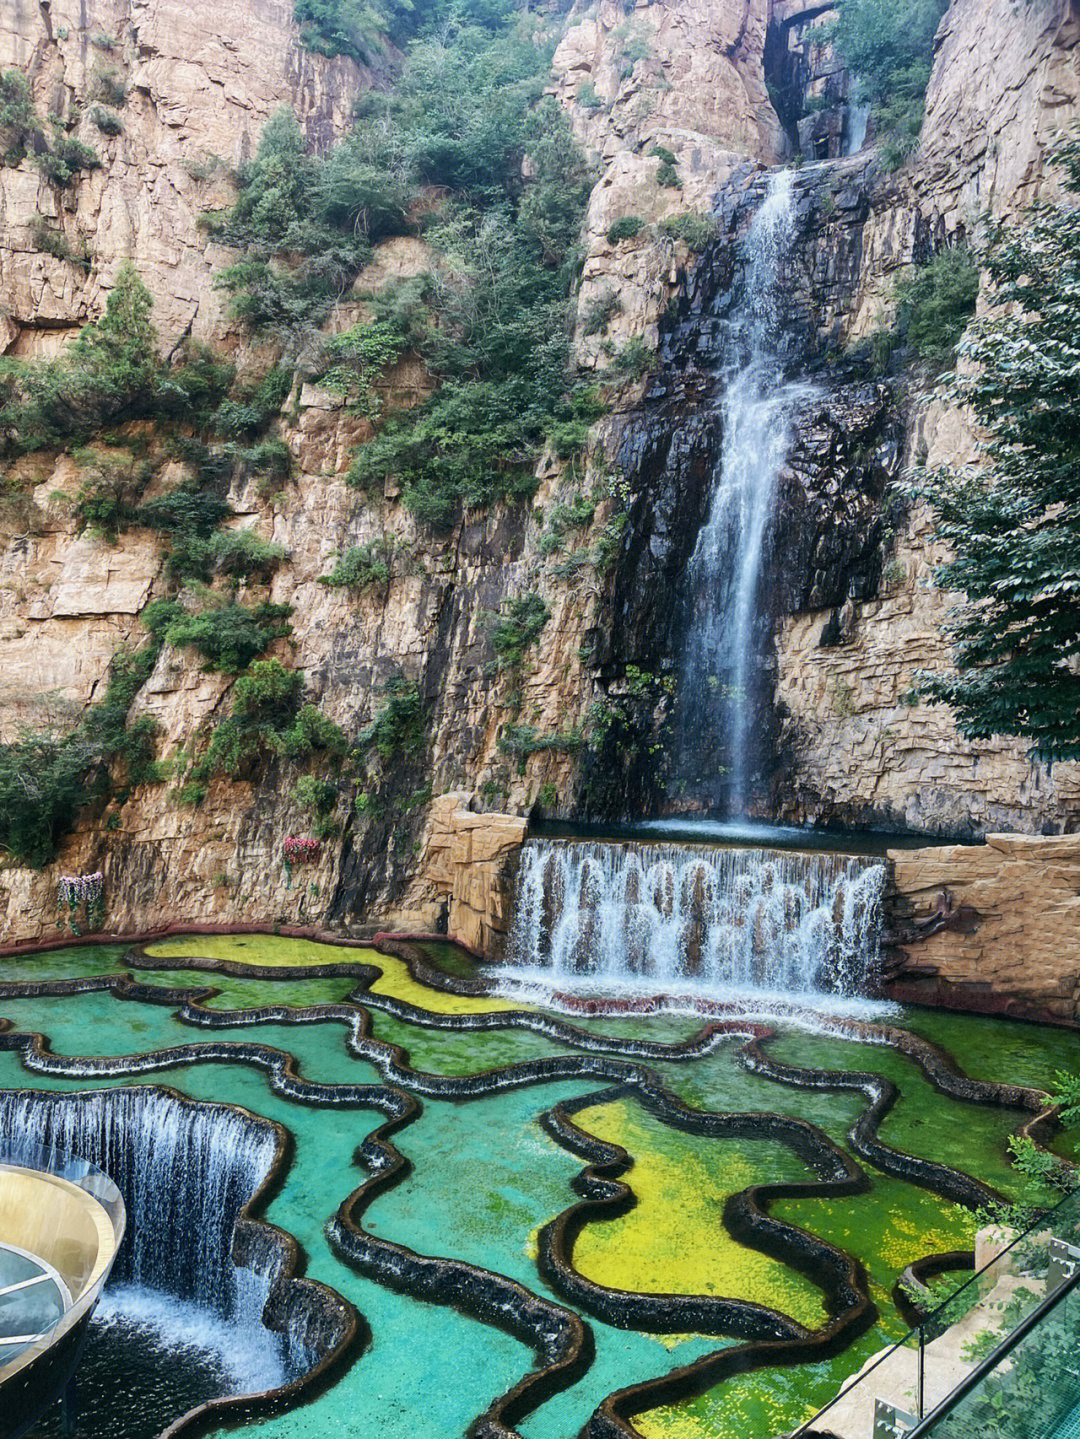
[774, 0, 1080, 836]
[0, 0, 1078, 947]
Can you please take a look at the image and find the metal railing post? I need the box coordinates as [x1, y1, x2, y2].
[917, 1324, 925, 1420]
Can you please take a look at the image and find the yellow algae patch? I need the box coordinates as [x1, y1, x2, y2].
[142, 934, 526, 1017]
[570, 1099, 826, 1330]
[771, 1180, 978, 1289]
[637, 1375, 820, 1439]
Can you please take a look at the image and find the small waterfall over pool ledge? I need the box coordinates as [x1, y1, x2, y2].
[499, 838, 887, 1011]
[0, 1087, 319, 1403]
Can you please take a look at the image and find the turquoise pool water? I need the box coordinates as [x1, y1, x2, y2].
[0, 936, 1073, 1439]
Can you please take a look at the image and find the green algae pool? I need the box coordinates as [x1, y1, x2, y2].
[2, 933, 1074, 1439]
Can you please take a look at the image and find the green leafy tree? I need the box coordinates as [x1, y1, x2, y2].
[0, 262, 160, 452]
[0, 69, 42, 166]
[823, 0, 948, 167]
[913, 134, 1080, 761]
[893, 245, 980, 370]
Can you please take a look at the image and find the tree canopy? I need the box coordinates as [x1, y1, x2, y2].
[914, 133, 1080, 762]
[823, 0, 948, 167]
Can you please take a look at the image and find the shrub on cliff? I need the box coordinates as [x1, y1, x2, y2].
[34, 125, 100, 188]
[360, 674, 426, 761]
[486, 592, 550, 668]
[209, 529, 288, 582]
[606, 215, 643, 245]
[151, 600, 294, 674]
[0, 641, 162, 867]
[660, 212, 720, 254]
[0, 263, 159, 453]
[913, 133, 1080, 762]
[320, 539, 392, 591]
[193, 659, 347, 780]
[893, 244, 980, 371]
[0, 70, 41, 166]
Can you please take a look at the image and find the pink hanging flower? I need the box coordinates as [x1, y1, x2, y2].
[283, 836, 321, 865]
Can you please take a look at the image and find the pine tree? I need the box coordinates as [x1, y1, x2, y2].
[914, 133, 1080, 762]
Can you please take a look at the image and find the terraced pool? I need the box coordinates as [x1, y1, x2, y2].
[2, 933, 1076, 1439]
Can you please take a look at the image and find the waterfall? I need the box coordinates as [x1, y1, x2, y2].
[845, 101, 870, 155]
[0, 1087, 298, 1391]
[678, 168, 817, 813]
[505, 839, 885, 1005]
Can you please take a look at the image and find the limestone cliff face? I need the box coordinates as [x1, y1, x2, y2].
[0, 0, 376, 354]
[551, 0, 784, 368]
[1, 0, 1079, 950]
[773, 0, 1080, 837]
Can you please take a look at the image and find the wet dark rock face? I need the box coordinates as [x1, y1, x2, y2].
[584, 157, 906, 820]
[780, 382, 903, 615]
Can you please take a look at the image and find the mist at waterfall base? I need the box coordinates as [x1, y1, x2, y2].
[2, 1088, 296, 1439]
[496, 839, 888, 1018]
[674, 168, 814, 816]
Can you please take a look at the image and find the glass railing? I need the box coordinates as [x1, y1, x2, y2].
[915, 1276, 1080, 1438]
[0, 1142, 125, 1387]
[796, 1189, 1080, 1437]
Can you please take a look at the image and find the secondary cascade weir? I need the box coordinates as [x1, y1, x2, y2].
[505, 838, 886, 1003]
[0, 1087, 308, 1393]
[676, 167, 816, 814]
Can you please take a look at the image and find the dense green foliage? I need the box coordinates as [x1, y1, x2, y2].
[145, 599, 293, 674]
[497, 721, 582, 774]
[319, 322, 406, 415]
[208, 528, 287, 581]
[606, 215, 643, 245]
[486, 591, 549, 668]
[894, 246, 980, 369]
[1052, 1070, 1080, 1128]
[320, 539, 392, 590]
[193, 660, 347, 781]
[359, 674, 426, 760]
[0, 69, 39, 166]
[823, 0, 948, 168]
[0, 71, 100, 182]
[913, 135, 1080, 761]
[35, 125, 100, 188]
[294, 0, 425, 62]
[221, 2, 592, 528]
[0, 265, 160, 453]
[660, 212, 720, 254]
[0, 642, 161, 867]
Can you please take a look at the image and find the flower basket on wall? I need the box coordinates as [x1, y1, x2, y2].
[283, 836, 321, 888]
[58, 872, 105, 935]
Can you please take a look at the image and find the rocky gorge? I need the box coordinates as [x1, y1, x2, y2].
[0, 0, 1079, 1024]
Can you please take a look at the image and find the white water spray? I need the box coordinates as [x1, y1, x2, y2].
[680, 168, 816, 812]
[504, 839, 885, 1006]
[845, 101, 870, 156]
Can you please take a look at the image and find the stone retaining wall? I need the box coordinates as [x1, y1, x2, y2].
[888, 834, 1080, 1024]
[416, 793, 527, 957]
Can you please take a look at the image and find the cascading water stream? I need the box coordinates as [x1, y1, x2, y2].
[845, 101, 870, 156]
[0, 1087, 299, 1394]
[503, 839, 886, 1008]
[678, 168, 817, 814]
